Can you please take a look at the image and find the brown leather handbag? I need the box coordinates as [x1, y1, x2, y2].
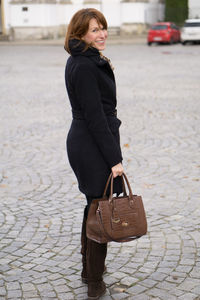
[86, 173, 147, 243]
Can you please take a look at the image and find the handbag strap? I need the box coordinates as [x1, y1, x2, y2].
[103, 173, 127, 197]
[103, 173, 112, 196]
[109, 173, 133, 203]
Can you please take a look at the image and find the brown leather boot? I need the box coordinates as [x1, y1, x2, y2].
[88, 281, 106, 300]
[82, 267, 107, 284]
[86, 238, 107, 299]
[81, 207, 107, 284]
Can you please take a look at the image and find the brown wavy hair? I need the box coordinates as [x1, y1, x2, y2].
[64, 8, 107, 54]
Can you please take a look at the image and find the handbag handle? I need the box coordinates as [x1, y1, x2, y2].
[110, 173, 133, 202]
[103, 173, 133, 202]
[103, 173, 127, 197]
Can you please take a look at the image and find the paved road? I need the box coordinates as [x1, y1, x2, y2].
[0, 41, 200, 300]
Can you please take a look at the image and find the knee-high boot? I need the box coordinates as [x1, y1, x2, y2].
[81, 206, 107, 284]
[86, 239, 107, 299]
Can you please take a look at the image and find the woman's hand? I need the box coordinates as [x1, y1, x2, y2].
[111, 163, 124, 178]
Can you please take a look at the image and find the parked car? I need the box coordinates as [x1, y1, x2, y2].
[181, 19, 200, 45]
[147, 22, 180, 45]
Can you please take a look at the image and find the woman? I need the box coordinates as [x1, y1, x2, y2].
[64, 8, 123, 299]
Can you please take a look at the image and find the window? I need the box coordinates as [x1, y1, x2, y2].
[184, 22, 200, 27]
[151, 25, 167, 30]
[171, 24, 179, 30]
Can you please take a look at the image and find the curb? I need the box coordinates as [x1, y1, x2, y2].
[0, 35, 147, 47]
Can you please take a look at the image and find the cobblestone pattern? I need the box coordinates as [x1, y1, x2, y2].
[0, 43, 200, 300]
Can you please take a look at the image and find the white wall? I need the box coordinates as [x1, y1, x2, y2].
[9, 2, 102, 28]
[121, 3, 146, 24]
[0, 3, 2, 32]
[101, 0, 121, 27]
[3, 0, 165, 38]
[7, 0, 165, 28]
[145, 3, 165, 24]
[189, 0, 200, 19]
[121, 2, 164, 25]
[10, 4, 59, 27]
[61, 1, 121, 29]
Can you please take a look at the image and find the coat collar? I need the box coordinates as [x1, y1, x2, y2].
[68, 39, 107, 67]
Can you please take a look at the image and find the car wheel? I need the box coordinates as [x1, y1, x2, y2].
[182, 41, 187, 45]
[148, 42, 152, 46]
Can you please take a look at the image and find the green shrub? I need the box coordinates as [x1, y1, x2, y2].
[165, 0, 188, 26]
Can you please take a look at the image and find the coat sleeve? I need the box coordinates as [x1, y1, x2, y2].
[72, 62, 123, 168]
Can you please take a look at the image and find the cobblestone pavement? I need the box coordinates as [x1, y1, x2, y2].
[0, 42, 200, 300]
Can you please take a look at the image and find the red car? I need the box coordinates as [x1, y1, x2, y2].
[147, 22, 180, 45]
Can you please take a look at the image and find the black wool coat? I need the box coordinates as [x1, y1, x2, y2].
[65, 39, 123, 197]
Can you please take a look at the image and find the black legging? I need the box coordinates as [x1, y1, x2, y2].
[84, 195, 101, 219]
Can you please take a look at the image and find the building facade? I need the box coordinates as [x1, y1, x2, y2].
[189, 0, 200, 19]
[1, 0, 165, 40]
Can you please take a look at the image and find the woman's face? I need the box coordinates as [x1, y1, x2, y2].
[82, 18, 108, 51]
